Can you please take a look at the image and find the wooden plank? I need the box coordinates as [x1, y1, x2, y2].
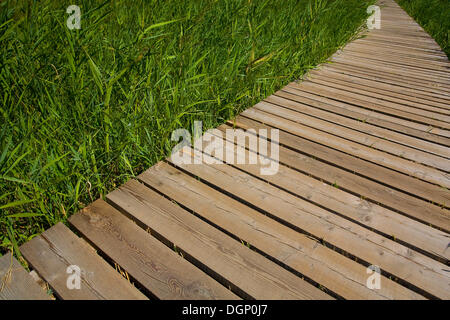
[329, 56, 450, 89]
[286, 82, 450, 136]
[105, 179, 331, 300]
[329, 57, 450, 89]
[224, 118, 450, 230]
[327, 57, 450, 91]
[331, 55, 450, 81]
[340, 54, 448, 75]
[340, 49, 450, 72]
[344, 43, 450, 65]
[288, 82, 450, 130]
[276, 87, 450, 147]
[356, 32, 445, 49]
[263, 95, 450, 165]
[370, 23, 436, 34]
[325, 62, 450, 99]
[304, 72, 450, 115]
[306, 68, 450, 111]
[253, 100, 450, 175]
[281, 80, 450, 141]
[366, 32, 437, 41]
[266, 93, 450, 159]
[367, 23, 431, 33]
[358, 33, 447, 50]
[167, 148, 448, 299]
[319, 63, 450, 101]
[363, 34, 447, 53]
[208, 124, 450, 263]
[304, 66, 448, 102]
[139, 162, 422, 300]
[20, 222, 148, 300]
[355, 38, 448, 60]
[0, 253, 50, 300]
[353, 33, 442, 45]
[241, 107, 450, 188]
[368, 32, 436, 40]
[347, 42, 448, 60]
[69, 200, 239, 300]
[345, 41, 449, 62]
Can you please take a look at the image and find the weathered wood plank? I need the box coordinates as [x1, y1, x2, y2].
[339, 50, 450, 72]
[276, 87, 450, 147]
[254, 100, 450, 168]
[69, 200, 239, 300]
[139, 161, 425, 300]
[266, 93, 450, 158]
[354, 39, 449, 61]
[288, 82, 450, 130]
[329, 58, 450, 90]
[342, 46, 450, 69]
[224, 118, 450, 230]
[289, 80, 450, 122]
[303, 73, 450, 115]
[167, 148, 448, 299]
[240, 108, 450, 187]
[328, 57, 450, 90]
[207, 127, 450, 263]
[20, 222, 148, 300]
[105, 180, 331, 300]
[0, 253, 50, 300]
[278, 84, 450, 145]
[314, 64, 449, 101]
[284, 83, 450, 140]
[324, 62, 450, 100]
[344, 42, 449, 64]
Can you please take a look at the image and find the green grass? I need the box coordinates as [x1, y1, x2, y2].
[396, 0, 450, 57]
[0, 0, 375, 255]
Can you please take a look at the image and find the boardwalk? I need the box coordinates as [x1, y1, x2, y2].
[1, 0, 449, 299]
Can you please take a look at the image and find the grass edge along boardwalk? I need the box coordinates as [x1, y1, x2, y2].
[2, 0, 450, 299]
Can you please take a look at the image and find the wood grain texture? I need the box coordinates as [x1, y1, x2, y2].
[210, 127, 450, 264]
[69, 200, 238, 300]
[140, 161, 425, 300]
[0, 253, 50, 300]
[226, 118, 450, 231]
[265, 93, 450, 161]
[240, 107, 450, 188]
[106, 180, 331, 300]
[277, 84, 450, 146]
[173, 139, 450, 298]
[288, 81, 450, 123]
[21, 222, 148, 300]
[167, 153, 447, 298]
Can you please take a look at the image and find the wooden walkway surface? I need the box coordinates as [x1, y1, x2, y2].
[1, 0, 449, 300]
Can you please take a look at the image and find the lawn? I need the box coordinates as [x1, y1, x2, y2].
[396, 0, 450, 57]
[0, 0, 375, 255]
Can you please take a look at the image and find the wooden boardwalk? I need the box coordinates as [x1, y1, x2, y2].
[1, 0, 449, 300]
